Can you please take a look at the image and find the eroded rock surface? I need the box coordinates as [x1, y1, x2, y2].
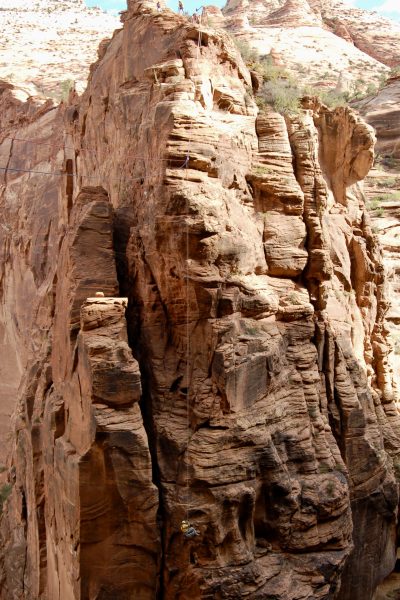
[364, 166, 400, 389]
[0, 2, 400, 599]
[356, 75, 400, 160]
[221, 0, 397, 93]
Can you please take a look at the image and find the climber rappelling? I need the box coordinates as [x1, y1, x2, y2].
[181, 520, 200, 539]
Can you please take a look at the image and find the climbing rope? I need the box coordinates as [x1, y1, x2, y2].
[182, 5, 204, 527]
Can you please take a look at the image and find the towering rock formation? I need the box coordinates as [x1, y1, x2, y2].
[0, 1, 400, 599]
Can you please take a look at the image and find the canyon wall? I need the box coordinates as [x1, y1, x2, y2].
[1, 1, 400, 598]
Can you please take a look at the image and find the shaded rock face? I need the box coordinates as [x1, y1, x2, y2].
[0, 3, 400, 599]
[363, 166, 400, 396]
[355, 76, 400, 160]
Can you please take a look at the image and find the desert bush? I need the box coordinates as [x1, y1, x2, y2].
[253, 55, 291, 81]
[368, 197, 383, 211]
[315, 89, 348, 108]
[248, 15, 263, 26]
[376, 177, 398, 188]
[0, 483, 12, 515]
[60, 79, 74, 101]
[233, 38, 259, 64]
[365, 83, 378, 96]
[319, 463, 331, 473]
[390, 65, 400, 77]
[252, 164, 273, 176]
[258, 79, 302, 115]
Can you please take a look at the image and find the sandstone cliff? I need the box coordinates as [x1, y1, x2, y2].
[356, 75, 400, 160]
[1, 1, 400, 599]
[219, 0, 399, 94]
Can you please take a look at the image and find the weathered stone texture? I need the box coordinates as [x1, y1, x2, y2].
[221, 0, 397, 93]
[0, 2, 400, 599]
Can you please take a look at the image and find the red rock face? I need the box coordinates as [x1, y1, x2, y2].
[0, 3, 399, 599]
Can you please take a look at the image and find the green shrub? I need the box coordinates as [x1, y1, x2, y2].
[286, 292, 302, 305]
[318, 89, 349, 108]
[378, 72, 388, 89]
[232, 36, 383, 117]
[60, 79, 74, 102]
[326, 481, 335, 497]
[319, 463, 331, 473]
[253, 56, 291, 82]
[0, 483, 13, 514]
[248, 15, 262, 26]
[368, 197, 382, 211]
[258, 79, 302, 115]
[390, 65, 400, 78]
[365, 83, 378, 96]
[253, 164, 272, 176]
[233, 38, 259, 64]
[376, 177, 398, 188]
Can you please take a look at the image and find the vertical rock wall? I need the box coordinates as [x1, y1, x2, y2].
[0, 2, 400, 599]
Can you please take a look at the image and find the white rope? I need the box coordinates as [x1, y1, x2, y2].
[184, 6, 203, 523]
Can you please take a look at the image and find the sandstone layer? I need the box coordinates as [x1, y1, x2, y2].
[0, 1, 400, 599]
[219, 0, 399, 93]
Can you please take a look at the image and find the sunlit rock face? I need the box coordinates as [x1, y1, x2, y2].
[220, 0, 400, 94]
[0, 1, 400, 599]
[0, 0, 119, 98]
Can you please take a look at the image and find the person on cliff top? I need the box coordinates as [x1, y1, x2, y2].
[156, 1, 162, 11]
[181, 520, 200, 539]
[178, 0, 184, 14]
